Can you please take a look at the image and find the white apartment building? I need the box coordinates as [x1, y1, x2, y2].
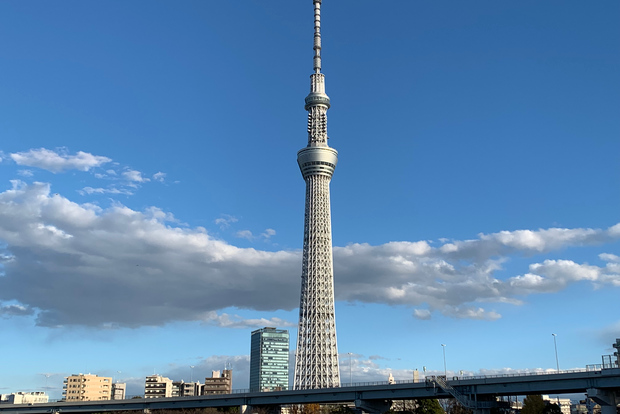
[144, 374, 173, 398]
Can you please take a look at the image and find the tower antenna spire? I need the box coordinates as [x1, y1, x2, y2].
[313, 0, 322, 73]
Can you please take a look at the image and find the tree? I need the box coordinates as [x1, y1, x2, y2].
[322, 405, 355, 414]
[389, 399, 445, 414]
[414, 399, 445, 414]
[440, 398, 473, 414]
[543, 403, 562, 414]
[522, 395, 546, 414]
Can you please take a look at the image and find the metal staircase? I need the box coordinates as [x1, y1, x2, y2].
[427, 376, 499, 411]
[429, 376, 476, 409]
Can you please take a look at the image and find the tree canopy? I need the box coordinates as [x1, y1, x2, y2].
[522, 395, 546, 414]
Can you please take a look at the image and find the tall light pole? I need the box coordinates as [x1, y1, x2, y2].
[347, 353, 353, 385]
[190, 365, 195, 383]
[441, 344, 447, 378]
[552, 334, 560, 372]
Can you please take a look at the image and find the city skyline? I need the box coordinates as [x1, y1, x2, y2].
[1, 0, 619, 400]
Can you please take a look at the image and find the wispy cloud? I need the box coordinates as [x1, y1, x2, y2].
[236, 228, 276, 241]
[10, 148, 111, 173]
[17, 169, 34, 177]
[215, 215, 238, 229]
[79, 187, 134, 196]
[153, 172, 166, 182]
[122, 169, 150, 184]
[235, 230, 254, 240]
[201, 311, 295, 329]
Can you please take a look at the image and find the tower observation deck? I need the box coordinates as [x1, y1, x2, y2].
[293, 0, 341, 390]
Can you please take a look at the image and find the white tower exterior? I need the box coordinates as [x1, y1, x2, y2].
[293, 0, 341, 390]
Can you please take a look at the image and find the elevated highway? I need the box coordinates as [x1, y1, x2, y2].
[1, 368, 619, 414]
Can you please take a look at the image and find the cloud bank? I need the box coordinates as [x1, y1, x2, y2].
[0, 181, 618, 328]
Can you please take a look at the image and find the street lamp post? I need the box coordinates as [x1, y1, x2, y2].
[347, 353, 353, 385]
[41, 374, 51, 391]
[441, 344, 447, 378]
[552, 334, 560, 372]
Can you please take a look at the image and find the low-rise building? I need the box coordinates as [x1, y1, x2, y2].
[0, 392, 49, 405]
[543, 395, 572, 414]
[63, 374, 112, 401]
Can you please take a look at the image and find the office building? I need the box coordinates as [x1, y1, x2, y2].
[250, 327, 290, 392]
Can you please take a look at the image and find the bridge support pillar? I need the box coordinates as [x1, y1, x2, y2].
[587, 388, 619, 414]
[355, 399, 392, 414]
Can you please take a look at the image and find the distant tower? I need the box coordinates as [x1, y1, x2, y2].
[293, 0, 340, 390]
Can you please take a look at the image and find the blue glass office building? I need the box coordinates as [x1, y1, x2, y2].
[250, 328, 289, 392]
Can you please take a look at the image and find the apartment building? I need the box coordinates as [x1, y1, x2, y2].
[63, 374, 112, 401]
[111, 382, 126, 400]
[203, 370, 232, 395]
[144, 374, 173, 398]
[172, 381, 202, 397]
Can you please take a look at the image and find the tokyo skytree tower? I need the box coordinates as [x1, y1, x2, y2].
[293, 0, 341, 390]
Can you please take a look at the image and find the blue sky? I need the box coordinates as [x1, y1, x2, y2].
[1, 0, 619, 400]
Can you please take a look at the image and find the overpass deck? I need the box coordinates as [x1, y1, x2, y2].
[1, 368, 619, 414]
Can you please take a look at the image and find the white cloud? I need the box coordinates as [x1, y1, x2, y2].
[443, 306, 501, 321]
[122, 169, 150, 183]
[79, 187, 134, 196]
[0, 181, 618, 327]
[600, 253, 620, 263]
[236, 230, 254, 240]
[507, 259, 620, 294]
[200, 311, 296, 329]
[10, 148, 111, 173]
[413, 309, 431, 320]
[215, 215, 238, 229]
[17, 169, 33, 177]
[153, 172, 166, 182]
[261, 228, 276, 239]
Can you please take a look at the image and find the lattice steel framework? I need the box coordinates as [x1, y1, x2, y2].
[294, 0, 341, 390]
